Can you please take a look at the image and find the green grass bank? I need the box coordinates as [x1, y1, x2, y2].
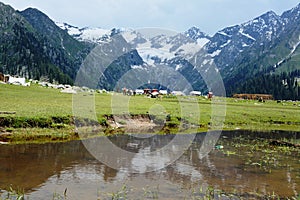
[0, 84, 299, 143]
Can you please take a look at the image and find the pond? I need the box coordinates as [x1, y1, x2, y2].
[0, 130, 299, 199]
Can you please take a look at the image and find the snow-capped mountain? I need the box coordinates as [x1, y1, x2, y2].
[124, 28, 210, 65]
[60, 24, 213, 91]
[56, 22, 113, 43]
[54, 3, 300, 93]
[185, 26, 211, 41]
[57, 9, 285, 76]
[205, 10, 284, 72]
[119, 28, 215, 92]
[58, 24, 210, 65]
[281, 3, 300, 25]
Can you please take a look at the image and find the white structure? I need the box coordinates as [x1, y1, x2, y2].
[171, 91, 185, 96]
[60, 88, 77, 94]
[8, 77, 27, 86]
[159, 90, 168, 95]
[56, 84, 65, 89]
[135, 89, 144, 95]
[190, 91, 202, 96]
[151, 91, 159, 96]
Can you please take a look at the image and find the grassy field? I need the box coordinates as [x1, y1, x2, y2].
[0, 83, 300, 142]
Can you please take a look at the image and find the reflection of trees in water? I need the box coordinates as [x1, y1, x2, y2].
[1, 131, 299, 196]
[0, 134, 191, 192]
[0, 133, 230, 192]
[0, 140, 118, 192]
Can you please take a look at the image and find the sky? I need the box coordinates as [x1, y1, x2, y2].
[1, 0, 299, 35]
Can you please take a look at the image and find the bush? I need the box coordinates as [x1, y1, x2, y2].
[0, 116, 73, 128]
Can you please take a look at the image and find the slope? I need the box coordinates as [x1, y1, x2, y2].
[19, 8, 92, 80]
[0, 2, 74, 84]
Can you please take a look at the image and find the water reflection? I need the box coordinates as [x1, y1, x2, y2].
[0, 131, 299, 199]
[82, 132, 196, 173]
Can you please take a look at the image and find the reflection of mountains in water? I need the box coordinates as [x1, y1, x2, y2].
[0, 133, 198, 192]
[0, 130, 299, 195]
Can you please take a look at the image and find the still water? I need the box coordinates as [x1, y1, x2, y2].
[0, 131, 299, 199]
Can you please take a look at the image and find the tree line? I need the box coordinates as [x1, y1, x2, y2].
[232, 70, 300, 100]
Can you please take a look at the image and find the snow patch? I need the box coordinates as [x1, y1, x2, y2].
[217, 31, 230, 37]
[210, 49, 221, 57]
[56, 22, 82, 35]
[238, 29, 256, 41]
[274, 35, 300, 68]
[265, 30, 273, 41]
[220, 40, 231, 48]
[122, 31, 137, 43]
[137, 47, 175, 66]
[79, 28, 110, 41]
[56, 22, 111, 43]
[197, 38, 210, 48]
[202, 59, 210, 65]
[175, 64, 182, 71]
[176, 42, 203, 57]
[131, 65, 144, 70]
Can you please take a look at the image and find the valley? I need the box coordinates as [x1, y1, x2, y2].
[0, 2, 300, 199]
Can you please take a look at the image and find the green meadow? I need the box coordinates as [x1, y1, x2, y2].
[0, 83, 299, 143]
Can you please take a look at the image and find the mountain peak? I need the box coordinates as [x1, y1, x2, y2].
[240, 9, 282, 41]
[0, 2, 30, 33]
[187, 26, 202, 32]
[0, 1, 14, 10]
[289, 2, 300, 13]
[264, 10, 278, 17]
[281, 3, 300, 24]
[254, 10, 280, 23]
[21, 7, 48, 19]
[19, 7, 58, 32]
[185, 26, 210, 40]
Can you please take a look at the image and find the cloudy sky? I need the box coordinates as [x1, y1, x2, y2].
[1, 0, 299, 35]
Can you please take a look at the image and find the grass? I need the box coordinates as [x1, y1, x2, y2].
[3, 183, 292, 200]
[0, 83, 300, 143]
[224, 98, 300, 131]
[0, 186, 25, 200]
[0, 84, 72, 118]
[218, 134, 300, 171]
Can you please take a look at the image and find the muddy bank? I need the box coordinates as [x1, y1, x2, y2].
[102, 114, 200, 134]
[105, 114, 162, 133]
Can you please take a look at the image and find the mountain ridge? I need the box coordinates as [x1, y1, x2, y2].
[0, 1, 300, 99]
